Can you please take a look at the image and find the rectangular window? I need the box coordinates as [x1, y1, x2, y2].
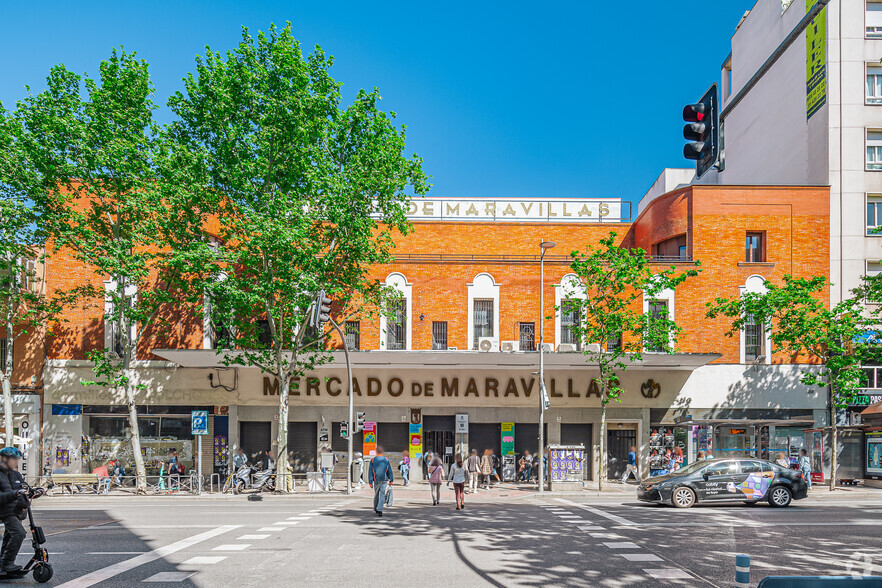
[472, 299, 494, 349]
[652, 234, 688, 261]
[386, 299, 407, 350]
[869, 66, 882, 104]
[745, 232, 765, 262]
[0, 339, 7, 371]
[518, 322, 536, 351]
[560, 299, 581, 350]
[869, 195, 882, 235]
[868, 130, 882, 169]
[256, 320, 272, 347]
[432, 321, 448, 350]
[868, 1, 882, 38]
[646, 300, 670, 353]
[863, 367, 878, 389]
[744, 314, 765, 362]
[606, 334, 622, 352]
[345, 321, 360, 350]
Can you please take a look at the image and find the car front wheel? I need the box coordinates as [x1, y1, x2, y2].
[672, 486, 696, 508]
[769, 486, 792, 508]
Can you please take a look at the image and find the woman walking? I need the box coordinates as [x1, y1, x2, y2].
[447, 453, 468, 510]
[428, 453, 444, 505]
[398, 450, 411, 487]
[799, 448, 812, 489]
[479, 449, 493, 489]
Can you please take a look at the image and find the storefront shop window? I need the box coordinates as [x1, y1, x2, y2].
[85, 413, 197, 475]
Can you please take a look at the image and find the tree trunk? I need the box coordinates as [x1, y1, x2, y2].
[277, 372, 290, 492]
[829, 389, 837, 492]
[598, 401, 607, 493]
[4, 265, 15, 449]
[122, 355, 147, 494]
[1, 371, 12, 451]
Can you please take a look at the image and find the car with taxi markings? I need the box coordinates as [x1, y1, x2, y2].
[636, 458, 809, 508]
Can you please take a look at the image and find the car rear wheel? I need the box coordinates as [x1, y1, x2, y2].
[769, 486, 792, 508]
[672, 486, 696, 508]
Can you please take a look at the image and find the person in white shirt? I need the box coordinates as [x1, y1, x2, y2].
[466, 449, 480, 493]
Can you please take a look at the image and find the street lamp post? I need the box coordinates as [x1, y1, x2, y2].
[538, 239, 556, 494]
[329, 318, 354, 496]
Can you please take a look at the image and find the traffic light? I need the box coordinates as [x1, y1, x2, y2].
[682, 83, 719, 179]
[311, 289, 332, 330]
[340, 421, 349, 439]
[355, 412, 366, 433]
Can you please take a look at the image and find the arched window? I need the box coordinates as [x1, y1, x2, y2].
[380, 273, 412, 350]
[740, 275, 770, 364]
[467, 273, 500, 350]
[554, 274, 586, 351]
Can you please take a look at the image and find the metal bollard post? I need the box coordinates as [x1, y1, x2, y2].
[735, 554, 750, 587]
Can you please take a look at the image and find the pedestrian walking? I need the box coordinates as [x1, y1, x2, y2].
[398, 450, 411, 486]
[447, 453, 468, 510]
[775, 452, 790, 468]
[479, 449, 493, 488]
[518, 450, 534, 482]
[466, 449, 480, 493]
[491, 451, 501, 484]
[428, 453, 444, 505]
[368, 446, 394, 516]
[621, 445, 640, 483]
[695, 450, 705, 461]
[798, 449, 812, 489]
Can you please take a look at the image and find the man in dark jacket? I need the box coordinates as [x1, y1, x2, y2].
[0, 447, 28, 573]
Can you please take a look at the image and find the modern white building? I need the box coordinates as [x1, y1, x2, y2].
[691, 0, 882, 303]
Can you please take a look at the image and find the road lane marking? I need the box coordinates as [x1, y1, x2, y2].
[258, 527, 285, 532]
[212, 544, 250, 551]
[55, 525, 239, 588]
[183, 556, 226, 565]
[556, 499, 637, 526]
[238, 534, 269, 540]
[590, 533, 624, 539]
[88, 552, 149, 555]
[603, 542, 640, 549]
[619, 554, 663, 562]
[577, 526, 605, 531]
[643, 569, 693, 579]
[143, 572, 195, 582]
[276, 522, 301, 526]
[286, 516, 312, 520]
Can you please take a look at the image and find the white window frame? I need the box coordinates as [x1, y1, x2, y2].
[867, 129, 882, 170]
[868, 1, 882, 38]
[203, 271, 230, 349]
[867, 261, 882, 304]
[379, 272, 412, 350]
[554, 273, 586, 351]
[642, 284, 675, 353]
[868, 194, 882, 236]
[467, 273, 499, 350]
[868, 64, 882, 105]
[739, 275, 772, 364]
[103, 279, 137, 356]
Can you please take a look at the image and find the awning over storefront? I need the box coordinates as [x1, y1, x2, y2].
[152, 349, 721, 371]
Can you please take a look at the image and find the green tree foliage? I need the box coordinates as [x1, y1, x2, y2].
[707, 275, 881, 490]
[564, 232, 699, 490]
[14, 50, 213, 492]
[169, 24, 428, 485]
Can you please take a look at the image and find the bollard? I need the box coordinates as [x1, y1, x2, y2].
[735, 554, 750, 587]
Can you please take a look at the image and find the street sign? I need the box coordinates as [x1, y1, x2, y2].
[455, 413, 468, 433]
[191, 410, 209, 435]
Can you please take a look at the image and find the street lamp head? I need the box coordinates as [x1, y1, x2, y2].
[540, 241, 557, 249]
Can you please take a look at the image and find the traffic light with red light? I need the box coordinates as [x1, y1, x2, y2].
[682, 84, 719, 179]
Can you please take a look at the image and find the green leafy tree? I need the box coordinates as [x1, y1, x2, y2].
[564, 232, 699, 491]
[707, 275, 879, 491]
[14, 50, 212, 492]
[169, 24, 428, 487]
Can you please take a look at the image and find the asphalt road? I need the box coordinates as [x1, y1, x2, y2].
[9, 491, 882, 587]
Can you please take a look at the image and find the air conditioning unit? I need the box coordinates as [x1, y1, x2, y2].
[584, 343, 601, 353]
[447, 346, 458, 351]
[500, 341, 519, 352]
[538, 343, 553, 352]
[478, 337, 499, 352]
[557, 343, 578, 352]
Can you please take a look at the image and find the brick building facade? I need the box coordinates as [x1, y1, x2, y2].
[15, 186, 833, 483]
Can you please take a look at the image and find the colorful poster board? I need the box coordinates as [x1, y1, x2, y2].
[501, 422, 515, 455]
[409, 424, 423, 460]
[549, 445, 585, 482]
[806, 0, 827, 119]
[866, 430, 882, 478]
[363, 422, 377, 457]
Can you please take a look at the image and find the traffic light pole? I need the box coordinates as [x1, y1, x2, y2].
[329, 318, 354, 496]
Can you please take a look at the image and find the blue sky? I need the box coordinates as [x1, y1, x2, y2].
[0, 1, 755, 206]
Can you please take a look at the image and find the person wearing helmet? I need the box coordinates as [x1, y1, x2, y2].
[0, 447, 28, 572]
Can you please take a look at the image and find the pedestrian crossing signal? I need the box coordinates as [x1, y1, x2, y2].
[340, 421, 349, 439]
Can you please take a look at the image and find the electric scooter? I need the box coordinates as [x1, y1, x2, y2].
[0, 485, 52, 583]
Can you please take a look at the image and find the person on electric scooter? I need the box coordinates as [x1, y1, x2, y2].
[0, 447, 29, 573]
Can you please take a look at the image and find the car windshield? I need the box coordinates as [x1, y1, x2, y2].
[669, 461, 707, 476]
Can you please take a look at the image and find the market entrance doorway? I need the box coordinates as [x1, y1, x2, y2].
[607, 428, 636, 480]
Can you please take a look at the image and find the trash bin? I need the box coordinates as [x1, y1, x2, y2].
[306, 472, 323, 493]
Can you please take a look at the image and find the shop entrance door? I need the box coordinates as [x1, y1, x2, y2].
[607, 428, 636, 480]
[561, 423, 593, 480]
[424, 430, 455, 466]
[240, 421, 271, 465]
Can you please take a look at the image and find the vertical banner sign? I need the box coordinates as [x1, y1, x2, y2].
[409, 424, 423, 460]
[363, 422, 377, 457]
[501, 422, 515, 455]
[806, 0, 827, 119]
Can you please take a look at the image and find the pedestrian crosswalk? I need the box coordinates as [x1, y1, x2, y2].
[536, 501, 697, 584]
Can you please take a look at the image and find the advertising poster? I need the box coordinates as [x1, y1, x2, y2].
[806, 0, 827, 119]
[501, 423, 515, 455]
[409, 424, 423, 460]
[363, 422, 377, 457]
[811, 430, 825, 483]
[867, 431, 882, 478]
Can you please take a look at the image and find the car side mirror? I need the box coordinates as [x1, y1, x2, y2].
[703, 472, 709, 480]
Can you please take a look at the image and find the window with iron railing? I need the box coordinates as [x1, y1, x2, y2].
[387, 299, 407, 350]
[606, 334, 621, 352]
[473, 299, 494, 349]
[646, 300, 670, 353]
[432, 321, 448, 350]
[744, 314, 765, 362]
[519, 322, 536, 351]
[560, 299, 581, 350]
[0, 339, 7, 370]
[345, 321, 360, 350]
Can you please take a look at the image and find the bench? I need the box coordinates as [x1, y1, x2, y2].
[51, 474, 104, 494]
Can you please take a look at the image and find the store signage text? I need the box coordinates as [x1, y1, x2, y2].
[402, 198, 622, 222]
[262, 376, 607, 399]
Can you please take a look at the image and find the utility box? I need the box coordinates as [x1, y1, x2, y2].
[549, 444, 585, 491]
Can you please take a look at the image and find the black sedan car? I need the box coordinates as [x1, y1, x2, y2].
[636, 458, 809, 508]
